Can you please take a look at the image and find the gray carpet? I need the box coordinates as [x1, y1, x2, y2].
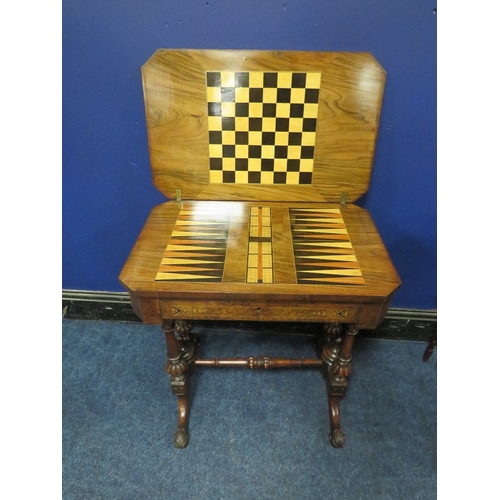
[62, 319, 436, 499]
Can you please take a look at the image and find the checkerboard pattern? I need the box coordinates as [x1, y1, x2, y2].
[206, 71, 321, 185]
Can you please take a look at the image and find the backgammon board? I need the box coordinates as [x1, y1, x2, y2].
[119, 50, 400, 449]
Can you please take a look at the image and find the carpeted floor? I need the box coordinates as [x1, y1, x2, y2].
[62, 319, 436, 499]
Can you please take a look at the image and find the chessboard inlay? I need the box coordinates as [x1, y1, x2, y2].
[206, 71, 321, 185]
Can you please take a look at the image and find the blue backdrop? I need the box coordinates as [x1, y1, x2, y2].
[62, 0, 437, 310]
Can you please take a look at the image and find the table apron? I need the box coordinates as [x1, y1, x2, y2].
[160, 300, 361, 323]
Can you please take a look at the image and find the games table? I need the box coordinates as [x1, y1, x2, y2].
[119, 49, 400, 448]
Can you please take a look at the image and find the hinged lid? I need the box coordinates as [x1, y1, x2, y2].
[142, 49, 386, 203]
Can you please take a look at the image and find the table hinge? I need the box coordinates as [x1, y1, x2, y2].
[175, 189, 182, 206]
[340, 192, 347, 208]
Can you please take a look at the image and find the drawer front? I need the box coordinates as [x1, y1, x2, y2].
[160, 300, 361, 323]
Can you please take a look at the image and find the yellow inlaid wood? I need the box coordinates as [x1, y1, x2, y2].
[248, 72, 264, 87]
[263, 88, 277, 102]
[234, 87, 249, 101]
[290, 88, 306, 103]
[305, 73, 321, 88]
[294, 241, 353, 248]
[222, 131, 235, 143]
[210, 171, 223, 183]
[235, 172, 249, 183]
[262, 269, 273, 283]
[165, 245, 224, 251]
[247, 268, 258, 283]
[222, 158, 235, 169]
[300, 269, 363, 276]
[175, 220, 226, 226]
[297, 254, 358, 261]
[294, 208, 341, 213]
[262, 255, 272, 267]
[206, 87, 221, 101]
[161, 258, 222, 265]
[293, 228, 348, 234]
[235, 116, 249, 130]
[246, 206, 274, 284]
[171, 231, 227, 238]
[156, 273, 220, 281]
[209, 144, 223, 157]
[248, 255, 259, 267]
[277, 72, 293, 87]
[207, 116, 222, 130]
[300, 277, 366, 285]
[221, 102, 235, 116]
[220, 71, 235, 87]
[249, 103, 263, 117]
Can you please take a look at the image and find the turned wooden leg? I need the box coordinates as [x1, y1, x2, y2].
[162, 319, 196, 448]
[321, 322, 359, 448]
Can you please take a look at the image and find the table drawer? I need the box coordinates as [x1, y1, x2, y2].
[160, 300, 361, 323]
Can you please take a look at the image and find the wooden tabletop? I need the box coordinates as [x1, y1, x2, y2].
[142, 50, 386, 204]
[119, 200, 400, 327]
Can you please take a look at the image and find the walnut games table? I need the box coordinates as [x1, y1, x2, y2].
[119, 49, 400, 448]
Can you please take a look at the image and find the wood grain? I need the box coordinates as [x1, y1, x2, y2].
[141, 50, 385, 203]
[119, 200, 400, 327]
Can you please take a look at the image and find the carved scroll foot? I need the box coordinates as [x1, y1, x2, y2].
[173, 395, 190, 448]
[328, 395, 346, 448]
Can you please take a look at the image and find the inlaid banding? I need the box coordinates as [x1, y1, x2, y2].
[246, 206, 274, 283]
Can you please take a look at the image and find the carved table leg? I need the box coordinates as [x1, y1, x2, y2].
[321, 322, 359, 448]
[162, 319, 197, 448]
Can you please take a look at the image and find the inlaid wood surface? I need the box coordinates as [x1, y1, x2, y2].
[141, 50, 386, 203]
[155, 206, 230, 282]
[206, 70, 321, 186]
[247, 207, 273, 283]
[120, 200, 400, 325]
[154, 204, 364, 286]
[289, 208, 364, 286]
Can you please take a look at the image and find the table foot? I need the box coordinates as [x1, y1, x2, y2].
[328, 395, 346, 447]
[330, 429, 346, 448]
[173, 394, 190, 448]
[174, 427, 189, 449]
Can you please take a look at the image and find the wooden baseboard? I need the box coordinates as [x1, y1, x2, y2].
[62, 289, 436, 342]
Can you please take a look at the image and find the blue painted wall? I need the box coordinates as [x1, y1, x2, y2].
[63, 0, 437, 310]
